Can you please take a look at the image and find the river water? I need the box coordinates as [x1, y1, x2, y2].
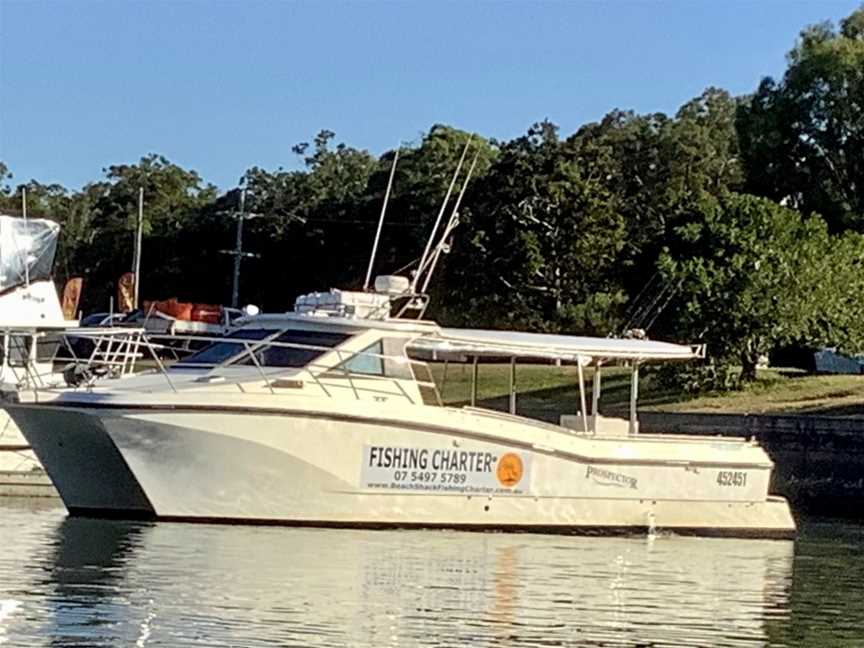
[0, 501, 861, 647]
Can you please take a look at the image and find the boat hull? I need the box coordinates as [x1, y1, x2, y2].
[8, 404, 797, 539]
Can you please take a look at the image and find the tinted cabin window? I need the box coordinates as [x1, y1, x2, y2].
[237, 330, 350, 368]
[175, 329, 273, 366]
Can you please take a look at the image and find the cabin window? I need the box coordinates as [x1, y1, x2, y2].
[238, 330, 350, 368]
[175, 329, 274, 366]
[339, 341, 385, 376]
[333, 338, 415, 380]
[176, 328, 350, 368]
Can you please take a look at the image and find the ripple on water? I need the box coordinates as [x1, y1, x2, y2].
[0, 503, 862, 646]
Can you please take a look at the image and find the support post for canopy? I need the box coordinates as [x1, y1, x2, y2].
[591, 362, 601, 433]
[576, 357, 589, 435]
[440, 359, 449, 401]
[470, 356, 479, 407]
[629, 362, 640, 435]
[509, 357, 516, 415]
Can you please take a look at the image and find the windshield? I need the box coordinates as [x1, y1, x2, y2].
[236, 330, 350, 368]
[175, 328, 350, 368]
[175, 329, 273, 366]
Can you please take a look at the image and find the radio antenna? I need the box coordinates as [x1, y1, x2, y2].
[363, 148, 399, 291]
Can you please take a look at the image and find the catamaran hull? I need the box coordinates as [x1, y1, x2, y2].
[9, 404, 796, 539]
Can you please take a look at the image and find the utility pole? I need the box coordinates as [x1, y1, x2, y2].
[219, 189, 260, 308]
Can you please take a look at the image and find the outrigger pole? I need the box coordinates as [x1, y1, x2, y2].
[419, 150, 480, 294]
[412, 136, 473, 293]
[363, 148, 400, 291]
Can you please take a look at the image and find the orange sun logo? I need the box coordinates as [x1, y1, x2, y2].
[496, 453, 524, 488]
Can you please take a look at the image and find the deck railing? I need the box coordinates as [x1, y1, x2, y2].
[1, 327, 146, 392]
[50, 329, 442, 407]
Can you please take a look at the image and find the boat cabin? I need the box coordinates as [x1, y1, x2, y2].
[83, 285, 703, 439]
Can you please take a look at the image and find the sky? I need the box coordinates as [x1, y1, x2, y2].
[0, 0, 861, 191]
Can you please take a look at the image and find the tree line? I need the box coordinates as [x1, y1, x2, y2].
[1, 7, 863, 389]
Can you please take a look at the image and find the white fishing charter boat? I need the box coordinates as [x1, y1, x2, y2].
[6, 280, 795, 537]
[6, 148, 795, 537]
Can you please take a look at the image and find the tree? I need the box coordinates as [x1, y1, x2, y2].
[659, 192, 839, 383]
[0, 162, 12, 205]
[737, 7, 864, 232]
[237, 131, 378, 309]
[560, 90, 745, 335]
[68, 155, 219, 310]
[446, 121, 627, 333]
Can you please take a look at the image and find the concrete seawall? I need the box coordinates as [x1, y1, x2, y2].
[640, 412, 864, 517]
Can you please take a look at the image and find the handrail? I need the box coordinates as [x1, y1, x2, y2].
[49, 329, 441, 406]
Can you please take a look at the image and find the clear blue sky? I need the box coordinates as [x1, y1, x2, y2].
[1, 0, 860, 191]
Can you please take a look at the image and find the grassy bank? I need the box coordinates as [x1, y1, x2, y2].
[429, 362, 864, 420]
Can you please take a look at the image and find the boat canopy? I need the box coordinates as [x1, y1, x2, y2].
[409, 328, 704, 364]
[0, 215, 59, 294]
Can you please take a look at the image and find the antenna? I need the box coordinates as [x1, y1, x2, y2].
[419, 150, 480, 294]
[412, 136, 472, 293]
[363, 148, 399, 291]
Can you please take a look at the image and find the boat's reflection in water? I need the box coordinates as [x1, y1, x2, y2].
[31, 516, 794, 647]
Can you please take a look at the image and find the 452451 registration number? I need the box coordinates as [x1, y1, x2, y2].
[717, 471, 748, 487]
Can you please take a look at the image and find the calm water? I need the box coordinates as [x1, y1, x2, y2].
[0, 502, 862, 647]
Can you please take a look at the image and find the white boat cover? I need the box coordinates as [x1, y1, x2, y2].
[0, 215, 59, 293]
[410, 328, 703, 363]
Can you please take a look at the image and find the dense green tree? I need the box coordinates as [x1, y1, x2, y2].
[377, 124, 496, 289]
[238, 131, 378, 309]
[446, 121, 626, 333]
[560, 89, 744, 335]
[236, 127, 495, 311]
[70, 155, 218, 310]
[738, 7, 864, 231]
[658, 192, 842, 382]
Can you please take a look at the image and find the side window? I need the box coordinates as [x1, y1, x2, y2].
[340, 341, 384, 376]
[337, 338, 414, 379]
